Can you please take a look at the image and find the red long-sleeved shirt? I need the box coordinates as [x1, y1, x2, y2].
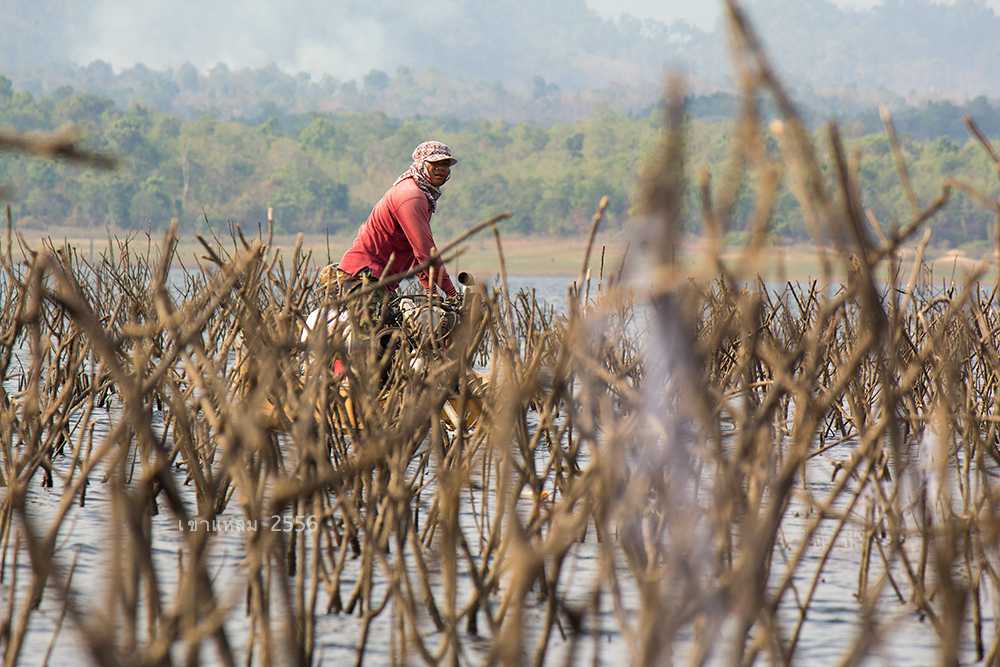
[338, 178, 457, 297]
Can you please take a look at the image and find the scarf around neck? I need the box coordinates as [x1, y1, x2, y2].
[392, 141, 455, 214]
[393, 162, 443, 213]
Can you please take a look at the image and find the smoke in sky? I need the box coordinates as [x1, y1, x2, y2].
[60, 0, 683, 87]
[5, 0, 1000, 99]
[72, 1, 403, 80]
[587, 0, 1000, 28]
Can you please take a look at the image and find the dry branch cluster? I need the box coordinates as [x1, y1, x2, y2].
[1, 2, 1000, 666]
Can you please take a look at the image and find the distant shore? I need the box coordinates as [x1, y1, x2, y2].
[11, 226, 996, 283]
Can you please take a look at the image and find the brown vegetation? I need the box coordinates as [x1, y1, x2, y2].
[2, 2, 1000, 665]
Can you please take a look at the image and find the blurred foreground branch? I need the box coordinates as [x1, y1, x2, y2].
[0, 126, 117, 170]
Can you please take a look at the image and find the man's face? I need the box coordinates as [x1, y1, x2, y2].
[424, 160, 453, 187]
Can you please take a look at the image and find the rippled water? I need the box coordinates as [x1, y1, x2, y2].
[2, 275, 995, 665]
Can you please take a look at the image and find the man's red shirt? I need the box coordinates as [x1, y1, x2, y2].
[338, 178, 457, 296]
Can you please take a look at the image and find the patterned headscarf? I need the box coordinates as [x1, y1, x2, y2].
[393, 141, 456, 213]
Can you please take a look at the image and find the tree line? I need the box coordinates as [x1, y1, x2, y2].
[0, 79, 997, 246]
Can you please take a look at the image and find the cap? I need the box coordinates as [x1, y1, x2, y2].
[412, 140, 458, 166]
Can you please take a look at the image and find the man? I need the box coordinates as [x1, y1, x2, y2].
[333, 140, 459, 299]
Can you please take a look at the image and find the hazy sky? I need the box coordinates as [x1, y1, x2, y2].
[584, 0, 721, 28]
[70, 0, 892, 75]
[585, 0, 878, 28]
[56, 0, 1000, 85]
[585, 0, 998, 29]
[71, 1, 403, 79]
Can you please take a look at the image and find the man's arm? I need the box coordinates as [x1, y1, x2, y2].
[396, 196, 458, 297]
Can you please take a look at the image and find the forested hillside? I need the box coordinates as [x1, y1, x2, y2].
[1, 79, 998, 245]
